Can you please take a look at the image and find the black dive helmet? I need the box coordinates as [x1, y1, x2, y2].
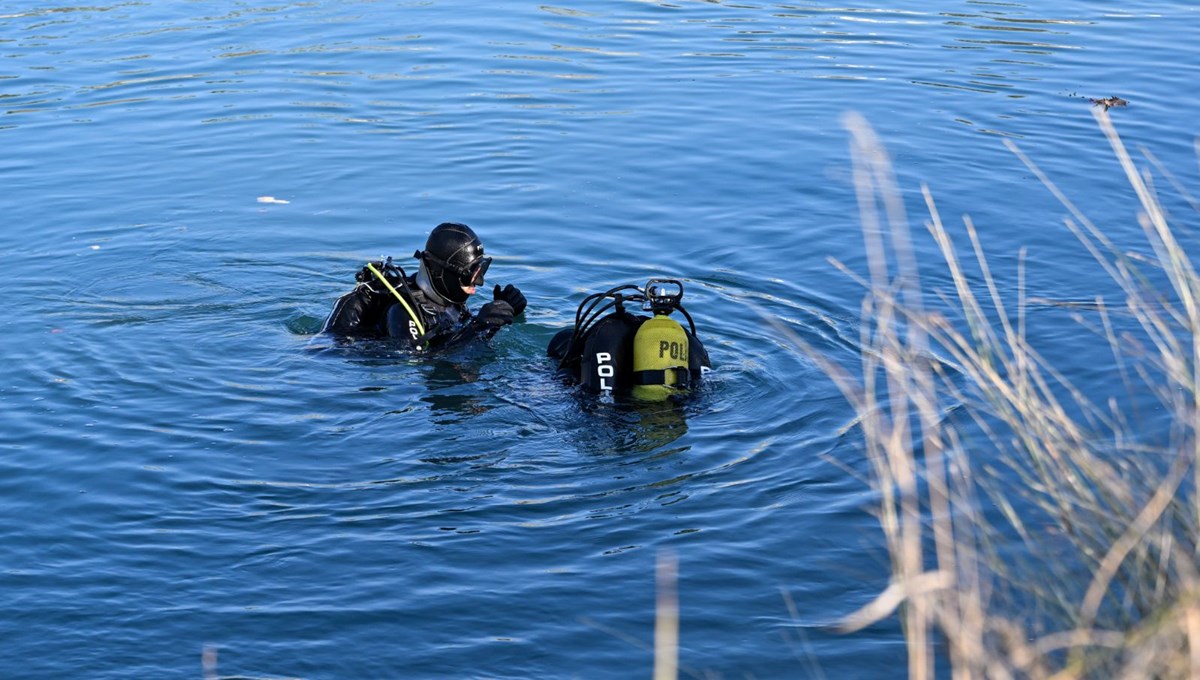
[415, 222, 492, 304]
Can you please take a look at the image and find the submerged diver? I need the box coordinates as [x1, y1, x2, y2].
[547, 279, 711, 401]
[323, 222, 527, 351]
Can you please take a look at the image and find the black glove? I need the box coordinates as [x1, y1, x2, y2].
[476, 300, 515, 328]
[493, 283, 527, 317]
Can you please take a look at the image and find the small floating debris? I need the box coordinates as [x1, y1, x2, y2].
[89, 244, 101, 250]
[1089, 96, 1128, 111]
[257, 196, 290, 204]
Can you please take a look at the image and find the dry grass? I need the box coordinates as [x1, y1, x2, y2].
[794, 111, 1200, 678]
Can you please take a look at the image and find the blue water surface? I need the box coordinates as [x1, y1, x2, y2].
[2, 1, 1198, 678]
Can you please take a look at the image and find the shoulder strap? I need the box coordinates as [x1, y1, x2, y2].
[366, 262, 426, 338]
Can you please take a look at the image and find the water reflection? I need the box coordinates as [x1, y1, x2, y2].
[308, 337, 497, 422]
[573, 398, 693, 456]
[417, 357, 491, 422]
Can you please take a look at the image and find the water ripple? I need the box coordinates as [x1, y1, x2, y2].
[3, 0, 1196, 677]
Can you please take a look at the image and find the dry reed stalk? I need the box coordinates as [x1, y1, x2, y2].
[654, 549, 679, 680]
[812, 110, 1200, 677]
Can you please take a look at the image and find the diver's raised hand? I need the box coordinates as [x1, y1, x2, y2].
[476, 299, 515, 328]
[493, 283, 527, 317]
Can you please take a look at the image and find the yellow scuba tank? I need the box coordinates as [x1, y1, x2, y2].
[631, 312, 689, 401]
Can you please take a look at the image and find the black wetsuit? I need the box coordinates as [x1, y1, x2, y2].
[322, 261, 500, 351]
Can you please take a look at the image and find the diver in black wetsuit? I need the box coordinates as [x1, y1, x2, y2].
[322, 222, 527, 352]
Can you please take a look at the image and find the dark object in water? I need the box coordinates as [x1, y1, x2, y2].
[1089, 96, 1128, 111]
[547, 279, 711, 401]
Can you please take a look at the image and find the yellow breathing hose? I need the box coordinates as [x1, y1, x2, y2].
[366, 262, 426, 338]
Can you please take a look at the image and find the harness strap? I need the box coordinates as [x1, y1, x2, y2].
[366, 262, 426, 338]
[631, 368, 691, 387]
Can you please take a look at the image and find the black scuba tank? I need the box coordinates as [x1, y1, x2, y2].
[578, 312, 644, 394]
